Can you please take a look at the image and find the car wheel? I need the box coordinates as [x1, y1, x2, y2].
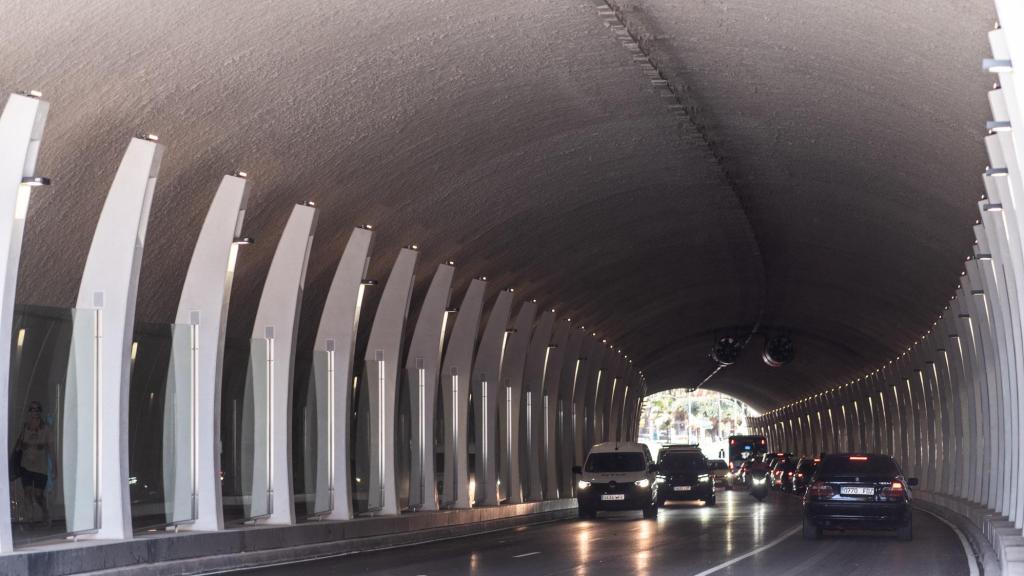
[897, 521, 912, 541]
[802, 516, 821, 540]
[705, 495, 716, 506]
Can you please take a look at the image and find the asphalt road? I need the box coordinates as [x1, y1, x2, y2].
[230, 490, 971, 576]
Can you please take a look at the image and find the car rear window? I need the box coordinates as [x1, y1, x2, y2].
[817, 455, 899, 477]
[659, 453, 708, 473]
[585, 451, 646, 473]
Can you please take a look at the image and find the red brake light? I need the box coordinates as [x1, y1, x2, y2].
[761, 439, 766, 445]
[807, 482, 834, 499]
[797, 473, 804, 478]
[788, 472, 794, 477]
[849, 456, 868, 461]
[813, 458, 820, 463]
[730, 439, 735, 445]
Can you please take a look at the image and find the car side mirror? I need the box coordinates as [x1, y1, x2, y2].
[572, 465, 582, 475]
[907, 477, 919, 487]
[647, 463, 658, 473]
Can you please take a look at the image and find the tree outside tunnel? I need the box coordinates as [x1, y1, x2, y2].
[638, 388, 759, 460]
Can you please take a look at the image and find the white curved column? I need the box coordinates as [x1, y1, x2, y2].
[312, 226, 373, 520]
[364, 247, 418, 515]
[955, 283, 987, 505]
[962, 258, 996, 507]
[66, 136, 163, 540]
[498, 299, 535, 504]
[978, 181, 1021, 519]
[249, 203, 316, 525]
[578, 336, 605, 460]
[440, 278, 486, 509]
[970, 227, 1008, 513]
[405, 262, 455, 512]
[0, 91, 48, 551]
[171, 174, 249, 531]
[541, 318, 569, 498]
[558, 326, 585, 495]
[522, 308, 554, 501]
[472, 288, 514, 506]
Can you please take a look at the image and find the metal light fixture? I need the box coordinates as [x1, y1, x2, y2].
[361, 279, 379, 286]
[987, 120, 1012, 133]
[301, 200, 316, 207]
[233, 236, 254, 245]
[983, 58, 1013, 73]
[984, 167, 1009, 177]
[233, 170, 248, 179]
[20, 176, 50, 187]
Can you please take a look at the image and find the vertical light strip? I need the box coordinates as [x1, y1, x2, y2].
[451, 370, 459, 504]
[418, 361, 426, 505]
[326, 347, 336, 511]
[377, 355, 386, 507]
[190, 322, 200, 519]
[266, 335, 275, 514]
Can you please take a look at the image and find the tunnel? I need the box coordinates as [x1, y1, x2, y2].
[0, 0, 1022, 574]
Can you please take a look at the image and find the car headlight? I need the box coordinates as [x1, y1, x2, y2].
[634, 478, 651, 489]
[655, 476, 666, 484]
[753, 477, 766, 485]
[577, 480, 591, 490]
[698, 474, 710, 483]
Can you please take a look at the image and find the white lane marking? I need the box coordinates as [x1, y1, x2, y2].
[690, 524, 801, 576]
[514, 552, 541, 558]
[917, 508, 981, 576]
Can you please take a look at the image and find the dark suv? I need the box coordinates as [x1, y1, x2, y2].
[656, 450, 715, 506]
[802, 453, 918, 540]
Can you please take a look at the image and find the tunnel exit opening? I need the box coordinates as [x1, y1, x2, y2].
[638, 388, 760, 463]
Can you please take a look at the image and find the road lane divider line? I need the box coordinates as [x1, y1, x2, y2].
[916, 507, 980, 576]
[514, 552, 541, 558]
[690, 524, 802, 576]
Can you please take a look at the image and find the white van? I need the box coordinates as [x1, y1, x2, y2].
[572, 441, 660, 519]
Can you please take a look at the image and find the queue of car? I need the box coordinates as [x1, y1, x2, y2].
[572, 437, 919, 541]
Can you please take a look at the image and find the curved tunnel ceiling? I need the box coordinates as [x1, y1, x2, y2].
[0, 0, 996, 411]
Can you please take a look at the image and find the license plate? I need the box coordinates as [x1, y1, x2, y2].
[840, 486, 874, 496]
[674, 486, 692, 492]
[601, 494, 625, 501]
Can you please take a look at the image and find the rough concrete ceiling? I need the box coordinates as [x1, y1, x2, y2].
[0, 0, 995, 411]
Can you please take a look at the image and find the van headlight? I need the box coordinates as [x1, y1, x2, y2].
[634, 478, 651, 489]
[577, 480, 591, 490]
[753, 477, 766, 485]
[698, 474, 710, 483]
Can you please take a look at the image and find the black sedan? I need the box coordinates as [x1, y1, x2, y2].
[655, 450, 715, 506]
[802, 453, 918, 541]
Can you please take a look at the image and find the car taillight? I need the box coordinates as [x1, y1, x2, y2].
[788, 472, 794, 477]
[807, 482, 834, 499]
[882, 481, 906, 500]
[796, 473, 804, 479]
[729, 462, 734, 471]
[849, 456, 868, 461]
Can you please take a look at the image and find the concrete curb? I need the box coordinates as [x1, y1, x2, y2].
[1, 500, 577, 576]
[915, 491, 1006, 575]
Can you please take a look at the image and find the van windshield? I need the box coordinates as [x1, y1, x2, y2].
[585, 452, 646, 473]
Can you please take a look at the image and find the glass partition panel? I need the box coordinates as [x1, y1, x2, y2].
[62, 308, 99, 536]
[241, 337, 271, 520]
[127, 323, 173, 532]
[219, 336, 251, 523]
[9, 305, 73, 546]
[306, 349, 331, 517]
[163, 322, 196, 526]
